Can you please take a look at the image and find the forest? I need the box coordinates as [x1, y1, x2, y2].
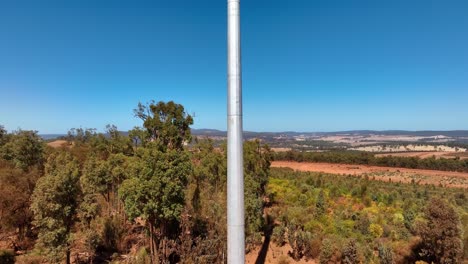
[0, 101, 466, 264]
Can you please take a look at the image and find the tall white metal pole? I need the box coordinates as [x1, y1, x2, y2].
[227, 0, 244, 263]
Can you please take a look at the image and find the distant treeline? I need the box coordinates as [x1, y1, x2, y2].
[274, 150, 468, 173]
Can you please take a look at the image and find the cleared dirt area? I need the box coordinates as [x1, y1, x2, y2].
[47, 140, 69, 148]
[375, 151, 468, 160]
[272, 161, 468, 188]
[246, 242, 316, 264]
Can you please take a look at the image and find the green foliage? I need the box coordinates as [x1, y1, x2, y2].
[30, 152, 81, 264]
[102, 217, 125, 252]
[185, 139, 229, 263]
[369, 223, 383, 238]
[119, 148, 191, 225]
[134, 100, 193, 151]
[342, 239, 359, 264]
[272, 223, 286, 246]
[0, 125, 7, 146]
[243, 140, 272, 236]
[0, 161, 41, 238]
[66, 127, 97, 146]
[80, 154, 107, 222]
[316, 189, 326, 216]
[0, 104, 274, 263]
[0, 130, 44, 171]
[319, 238, 336, 264]
[105, 124, 133, 155]
[403, 209, 416, 232]
[267, 167, 468, 263]
[120, 100, 194, 262]
[378, 244, 394, 264]
[287, 223, 314, 260]
[82, 228, 102, 261]
[128, 126, 150, 149]
[417, 198, 463, 264]
[192, 138, 226, 190]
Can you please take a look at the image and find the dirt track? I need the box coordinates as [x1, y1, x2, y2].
[272, 161, 468, 188]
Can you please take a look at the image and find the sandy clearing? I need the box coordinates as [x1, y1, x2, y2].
[272, 161, 468, 188]
[47, 140, 69, 148]
[246, 241, 316, 264]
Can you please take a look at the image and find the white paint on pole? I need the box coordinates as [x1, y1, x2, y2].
[227, 0, 244, 263]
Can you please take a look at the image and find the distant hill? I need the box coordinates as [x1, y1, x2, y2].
[40, 130, 468, 141]
[40, 134, 66, 140]
[191, 129, 468, 138]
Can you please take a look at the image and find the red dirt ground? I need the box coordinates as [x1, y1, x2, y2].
[46, 140, 69, 148]
[272, 161, 468, 188]
[246, 242, 316, 264]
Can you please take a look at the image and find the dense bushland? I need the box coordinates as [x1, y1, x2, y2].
[267, 167, 467, 263]
[0, 101, 271, 264]
[274, 150, 468, 172]
[1, 105, 467, 263]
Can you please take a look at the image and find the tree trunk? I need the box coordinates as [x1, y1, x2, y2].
[66, 248, 71, 264]
[149, 222, 159, 264]
[149, 223, 154, 264]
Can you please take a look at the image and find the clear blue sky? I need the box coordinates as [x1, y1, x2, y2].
[1, 0, 467, 134]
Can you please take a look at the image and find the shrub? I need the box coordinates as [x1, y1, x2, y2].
[319, 239, 335, 264]
[416, 198, 462, 264]
[272, 224, 286, 246]
[0, 250, 15, 264]
[342, 239, 359, 264]
[378, 244, 394, 264]
[308, 238, 322, 259]
[102, 217, 125, 252]
[369, 223, 383, 238]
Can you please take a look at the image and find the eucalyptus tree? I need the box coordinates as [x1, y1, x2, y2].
[0, 162, 41, 241]
[120, 101, 193, 263]
[134, 100, 193, 151]
[0, 129, 44, 171]
[0, 125, 6, 146]
[31, 152, 81, 264]
[243, 140, 272, 234]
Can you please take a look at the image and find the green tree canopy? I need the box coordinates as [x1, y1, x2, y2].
[120, 101, 193, 262]
[134, 101, 193, 151]
[0, 125, 7, 146]
[31, 152, 81, 264]
[0, 130, 44, 171]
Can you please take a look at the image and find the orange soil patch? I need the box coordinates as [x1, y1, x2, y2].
[246, 241, 316, 264]
[272, 161, 468, 188]
[375, 151, 468, 160]
[47, 140, 69, 148]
